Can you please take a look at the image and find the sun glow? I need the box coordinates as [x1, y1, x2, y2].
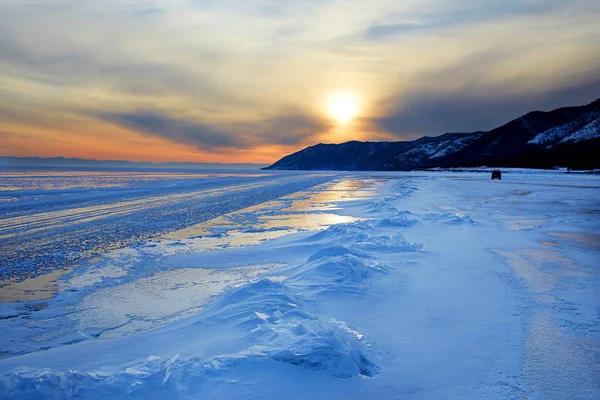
[326, 93, 360, 125]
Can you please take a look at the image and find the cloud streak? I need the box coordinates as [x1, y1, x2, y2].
[0, 0, 599, 162]
[99, 110, 330, 150]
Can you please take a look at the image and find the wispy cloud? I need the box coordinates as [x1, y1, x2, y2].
[365, 0, 571, 41]
[375, 73, 600, 139]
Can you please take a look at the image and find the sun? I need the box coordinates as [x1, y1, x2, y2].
[326, 93, 359, 125]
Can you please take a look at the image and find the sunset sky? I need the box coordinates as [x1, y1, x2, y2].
[1, 0, 599, 164]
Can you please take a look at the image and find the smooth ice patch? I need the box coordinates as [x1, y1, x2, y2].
[71, 265, 280, 339]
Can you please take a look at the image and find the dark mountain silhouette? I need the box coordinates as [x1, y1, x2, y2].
[265, 98, 600, 171]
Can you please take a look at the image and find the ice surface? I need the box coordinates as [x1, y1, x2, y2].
[1, 169, 599, 399]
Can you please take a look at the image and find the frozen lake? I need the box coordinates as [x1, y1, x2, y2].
[0, 169, 336, 282]
[0, 169, 599, 399]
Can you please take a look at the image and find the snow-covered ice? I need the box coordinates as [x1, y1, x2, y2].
[0, 169, 599, 399]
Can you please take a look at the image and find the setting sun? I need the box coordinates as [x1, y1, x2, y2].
[326, 93, 360, 125]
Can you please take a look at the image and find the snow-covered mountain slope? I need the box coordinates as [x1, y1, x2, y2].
[561, 116, 600, 143]
[527, 110, 600, 146]
[381, 132, 484, 170]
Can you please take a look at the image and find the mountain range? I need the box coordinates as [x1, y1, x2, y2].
[265, 98, 600, 171]
[0, 156, 266, 170]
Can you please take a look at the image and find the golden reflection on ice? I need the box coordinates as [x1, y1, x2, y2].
[548, 232, 600, 251]
[495, 245, 599, 398]
[495, 248, 588, 293]
[279, 179, 373, 212]
[0, 269, 68, 302]
[259, 213, 359, 230]
[164, 178, 378, 245]
[504, 219, 547, 231]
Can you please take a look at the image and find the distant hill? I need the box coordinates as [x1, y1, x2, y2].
[265, 98, 600, 171]
[0, 156, 267, 170]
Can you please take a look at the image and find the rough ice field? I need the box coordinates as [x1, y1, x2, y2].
[0, 169, 599, 399]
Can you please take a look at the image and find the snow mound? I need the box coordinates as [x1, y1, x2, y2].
[305, 224, 421, 256]
[0, 316, 377, 399]
[389, 181, 417, 197]
[250, 317, 378, 378]
[423, 212, 475, 225]
[201, 279, 312, 328]
[285, 254, 388, 294]
[366, 181, 416, 212]
[366, 198, 398, 213]
[306, 245, 370, 262]
[357, 235, 424, 253]
[0, 355, 183, 399]
[377, 212, 419, 228]
[201, 279, 378, 376]
[302, 221, 373, 243]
